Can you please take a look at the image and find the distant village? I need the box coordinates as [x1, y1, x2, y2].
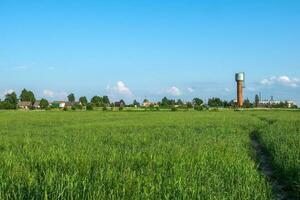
[0, 88, 297, 111]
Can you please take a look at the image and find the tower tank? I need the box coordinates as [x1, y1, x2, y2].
[235, 72, 245, 108]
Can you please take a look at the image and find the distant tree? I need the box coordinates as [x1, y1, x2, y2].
[91, 96, 103, 107]
[68, 93, 75, 102]
[133, 100, 140, 107]
[193, 98, 203, 106]
[39, 98, 49, 109]
[103, 96, 110, 105]
[120, 99, 126, 107]
[143, 99, 149, 103]
[186, 102, 193, 108]
[79, 96, 88, 106]
[20, 89, 36, 103]
[255, 94, 260, 107]
[208, 98, 223, 108]
[86, 103, 93, 111]
[5, 92, 18, 107]
[177, 99, 184, 106]
[161, 97, 169, 107]
[243, 99, 252, 108]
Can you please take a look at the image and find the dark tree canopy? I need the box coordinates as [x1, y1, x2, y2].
[133, 100, 140, 106]
[79, 96, 88, 106]
[91, 96, 103, 107]
[20, 89, 36, 103]
[193, 98, 203, 106]
[208, 98, 223, 107]
[39, 98, 49, 109]
[243, 99, 252, 108]
[102, 96, 110, 105]
[68, 93, 75, 102]
[255, 94, 260, 107]
[5, 92, 18, 105]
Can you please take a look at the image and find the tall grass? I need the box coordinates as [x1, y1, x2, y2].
[257, 111, 300, 198]
[0, 111, 279, 199]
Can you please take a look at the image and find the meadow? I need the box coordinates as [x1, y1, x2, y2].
[0, 110, 299, 199]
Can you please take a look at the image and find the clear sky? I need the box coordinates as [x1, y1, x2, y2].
[1, 0, 300, 103]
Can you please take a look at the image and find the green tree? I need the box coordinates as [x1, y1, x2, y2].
[103, 96, 110, 105]
[91, 96, 103, 107]
[20, 89, 36, 103]
[243, 99, 252, 108]
[39, 98, 49, 109]
[79, 96, 88, 106]
[133, 100, 140, 107]
[255, 94, 260, 107]
[68, 93, 75, 102]
[193, 98, 203, 106]
[208, 98, 223, 108]
[161, 97, 169, 107]
[177, 99, 184, 106]
[86, 103, 94, 111]
[120, 99, 126, 107]
[5, 92, 18, 105]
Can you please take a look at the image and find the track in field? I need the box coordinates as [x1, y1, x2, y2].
[250, 132, 293, 200]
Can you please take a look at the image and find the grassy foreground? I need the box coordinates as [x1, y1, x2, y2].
[0, 110, 299, 199]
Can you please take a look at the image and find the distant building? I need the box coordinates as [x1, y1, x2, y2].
[115, 101, 125, 107]
[259, 99, 296, 108]
[33, 101, 41, 109]
[52, 101, 66, 109]
[142, 101, 160, 108]
[18, 101, 32, 110]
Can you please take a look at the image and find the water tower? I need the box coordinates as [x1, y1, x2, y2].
[235, 72, 245, 108]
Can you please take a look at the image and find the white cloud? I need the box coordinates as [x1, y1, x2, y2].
[108, 81, 132, 96]
[187, 87, 194, 93]
[261, 76, 299, 88]
[225, 88, 231, 92]
[43, 89, 55, 98]
[246, 87, 256, 92]
[167, 86, 181, 96]
[14, 65, 29, 70]
[43, 89, 67, 100]
[3, 89, 14, 96]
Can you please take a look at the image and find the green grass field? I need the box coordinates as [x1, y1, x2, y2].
[0, 110, 299, 199]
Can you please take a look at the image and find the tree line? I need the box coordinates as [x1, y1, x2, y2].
[0, 89, 297, 110]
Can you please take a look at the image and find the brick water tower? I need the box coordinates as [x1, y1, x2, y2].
[235, 72, 245, 108]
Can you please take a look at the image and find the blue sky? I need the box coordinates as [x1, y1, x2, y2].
[1, 0, 300, 103]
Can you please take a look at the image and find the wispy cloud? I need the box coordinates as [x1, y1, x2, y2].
[43, 89, 67, 100]
[167, 86, 181, 96]
[13, 65, 29, 70]
[187, 87, 194, 93]
[43, 89, 55, 98]
[3, 89, 14, 96]
[224, 88, 231, 92]
[261, 76, 299, 88]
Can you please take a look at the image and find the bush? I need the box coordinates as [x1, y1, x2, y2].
[86, 104, 93, 111]
[103, 106, 108, 111]
[119, 107, 124, 111]
[171, 106, 178, 112]
[0, 102, 16, 110]
[71, 106, 76, 111]
[194, 105, 204, 111]
[63, 107, 68, 111]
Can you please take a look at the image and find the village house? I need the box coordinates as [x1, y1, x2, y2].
[33, 100, 41, 109]
[142, 101, 159, 108]
[115, 101, 125, 107]
[51, 101, 66, 109]
[18, 101, 32, 110]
